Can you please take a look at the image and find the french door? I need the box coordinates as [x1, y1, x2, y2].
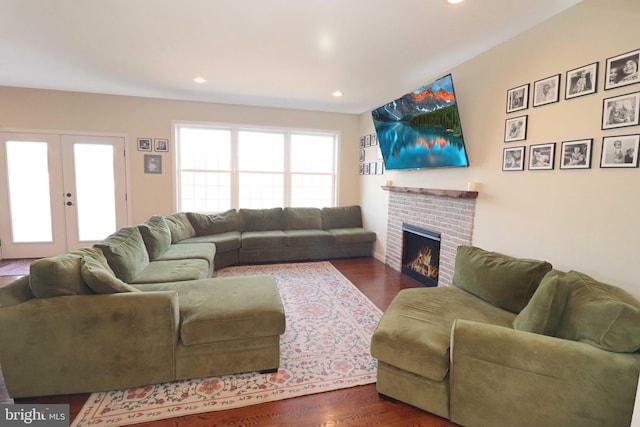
[0, 132, 128, 258]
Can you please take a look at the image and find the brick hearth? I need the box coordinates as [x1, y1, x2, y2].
[383, 186, 477, 287]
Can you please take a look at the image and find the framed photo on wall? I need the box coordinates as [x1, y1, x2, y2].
[502, 146, 525, 171]
[602, 91, 640, 130]
[528, 142, 556, 170]
[154, 138, 169, 152]
[560, 139, 593, 169]
[506, 83, 529, 113]
[533, 74, 561, 107]
[137, 138, 152, 151]
[504, 115, 528, 142]
[144, 154, 162, 174]
[605, 49, 640, 90]
[565, 62, 598, 100]
[600, 134, 640, 168]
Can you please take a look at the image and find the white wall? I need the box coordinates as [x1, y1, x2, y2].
[359, 0, 640, 296]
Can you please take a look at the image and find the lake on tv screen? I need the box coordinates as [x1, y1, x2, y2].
[377, 122, 469, 170]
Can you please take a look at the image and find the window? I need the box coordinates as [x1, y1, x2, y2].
[175, 123, 337, 212]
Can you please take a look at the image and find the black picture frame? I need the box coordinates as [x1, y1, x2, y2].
[502, 146, 525, 171]
[154, 138, 169, 152]
[533, 74, 561, 107]
[528, 142, 556, 170]
[504, 115, 528, 142]
[602, 91, 640, 130]
[565, 62, 598, 100]
[560, 139, 593, 169]
[137, 138, 152, 151]
[506, 83, 529, 113]
[600, 134, 640, 168]
[605, 49, 640, 91]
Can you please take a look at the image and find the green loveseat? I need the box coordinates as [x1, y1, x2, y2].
[371, 245, 640, 427]
[0, 205, 374, 398]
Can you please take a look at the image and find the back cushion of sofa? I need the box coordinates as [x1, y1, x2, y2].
[187, 209, 239, 235]
[452, 245, 552, 313]
[555, 270, 640, 353]
[239, 208, 284, 232]
[321, 206, 363, 230]
[137, 215, 172, 259]
[284, 207, 322, 230]
[513, 270, 569, 336]
[29, 247, 99, 298]
[94, 226, 149, 282]
[80, 252, 140, 294]
[164, 212, 196, 242]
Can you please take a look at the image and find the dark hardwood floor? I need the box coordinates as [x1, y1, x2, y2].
[0, 257, 459, 426]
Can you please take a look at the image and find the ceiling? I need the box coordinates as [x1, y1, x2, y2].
[0, 0, 582, 114]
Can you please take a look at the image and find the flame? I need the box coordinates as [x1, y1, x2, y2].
[407, 247, 439, 280]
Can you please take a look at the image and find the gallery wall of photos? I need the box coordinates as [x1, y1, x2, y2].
[359, 133, 384, 175]
[503, 48, 640, 172]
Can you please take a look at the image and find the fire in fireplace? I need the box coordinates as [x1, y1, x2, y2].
[401, 224, 441, 287]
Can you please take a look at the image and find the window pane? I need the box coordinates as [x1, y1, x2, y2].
[291, 174, 333, 208]
[180, 171, 231, 212]
[291, 134, 335, 173]
[239, 173, 283, 208]
[238, 131, 284, 171]
[6, 141, 53, 242]
[179, 127, 231, 170]
[74, 144, 116, 241]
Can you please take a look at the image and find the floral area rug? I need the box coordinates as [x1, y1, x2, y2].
[72, 261, 382, 426]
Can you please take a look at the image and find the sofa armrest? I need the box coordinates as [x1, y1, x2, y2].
[449, 319, 640, 427]
[0, 291, 180, 397]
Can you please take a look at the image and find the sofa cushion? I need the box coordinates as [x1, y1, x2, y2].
[284, 229, 334, 246]
[137, 215, 172, 259]
[371, 287, 516, 381]
[128, 259, 210, 284]
[452, 245, 552, 313]
[29, 248, 99, 298]
[187, 209, 239, 236]
[154, 243, 216, 267]
[241, 230, 287, 249]
[94, 227, 149, 282]
[513, 270, 568, 336]
[322, 206, 363, 230]
[284, 207, 323, 230]
[555, 270, 640, 352]
[239, 207, 284, 232]
[179, 231, 241, 253]
[328, 228, 376, 244]
[164, 212, 196, 242]
[80, 254, 140, 294]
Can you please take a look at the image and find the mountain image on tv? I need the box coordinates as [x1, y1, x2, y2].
[372, 74, 469, 170]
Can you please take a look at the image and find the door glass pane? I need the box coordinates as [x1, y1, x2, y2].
[74, 144, 116, 241]
[6, 141, 53, 242]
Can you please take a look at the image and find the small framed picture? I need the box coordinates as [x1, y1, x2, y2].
[506, 83, 529, 113]
[605, 49, 640, 91]
[565, 62, 598, 100]
[600, 134, 640, 168]
[529, 143, 556, 170]
[533, 74, 561, 107]
[560, 139, 593, 169]
[371, 134, 378, 146]
[359, 163, 364, 175]
[364, 163, 370, 175]
[144, 154, 162, 174]
[359, 150, 365, 162]
[154, 138, 169, 152]
[137, 138, 152, 151]
[504, 115, 528, 142]
[360, 137, 365, 148]
[365, 135, 371, 147]
[502, 146, 525, 171]
[602, 92, 640, 130]
[376, 161, 384, 174]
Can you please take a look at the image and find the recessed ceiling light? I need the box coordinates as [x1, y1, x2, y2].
[448, 0, 464, 3]
[332, 90, 343, 97]
[193, 77, 207, 84]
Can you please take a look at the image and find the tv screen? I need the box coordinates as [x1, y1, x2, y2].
[371, 74, 469, 170]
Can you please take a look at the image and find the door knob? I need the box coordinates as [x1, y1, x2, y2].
[66, 193, 72, 197]
[66, 201, 73, 206]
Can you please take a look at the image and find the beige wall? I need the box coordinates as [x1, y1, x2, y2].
[0, 88, 361, 224]
[359, 0, 640, 297]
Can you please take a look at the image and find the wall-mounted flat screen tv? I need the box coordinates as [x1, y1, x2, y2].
[371, 74, 469, 170]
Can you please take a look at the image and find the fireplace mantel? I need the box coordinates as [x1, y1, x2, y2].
[382, 185, 478, 199]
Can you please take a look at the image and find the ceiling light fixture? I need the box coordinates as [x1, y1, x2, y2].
[332, 90, 343, 97]
[448, 0, 464, 3]
[193, 77, 207, 84]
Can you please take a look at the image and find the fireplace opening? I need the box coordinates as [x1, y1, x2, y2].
[402, 224, 441, 287]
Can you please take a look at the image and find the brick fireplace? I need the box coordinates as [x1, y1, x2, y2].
[383, 186, 478, 287]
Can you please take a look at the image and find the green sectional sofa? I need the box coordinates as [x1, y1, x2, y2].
[371, 245, 640, 427]
[0, 205, 375, 398]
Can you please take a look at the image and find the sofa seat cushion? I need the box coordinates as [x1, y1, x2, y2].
[154, 243, 216, 267]
[95, 227, 150, 282]
[284, 229, 334, 246]
[128, 259, 210, 284]
[241, 230, 287, 249]
[137, 215, 172, 259]
[328, 228, 376, 244]
[179, 231, 241, 253]
[371, 287, 516, 381]
[29, 247, 100, 298]
[136, 276, 286, 346]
